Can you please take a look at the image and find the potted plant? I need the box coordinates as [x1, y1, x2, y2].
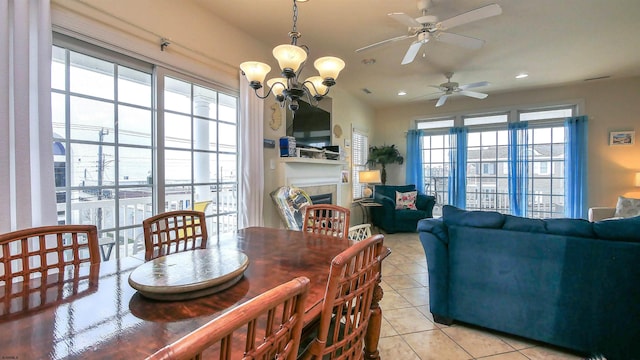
[367, 144, 404, 185]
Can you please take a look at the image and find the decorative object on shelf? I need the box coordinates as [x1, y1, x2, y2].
[609, 130, 635, 146]
[269, 103, 282, 130]
[279, 136, 296, 157]
[367, 144, 404, 184]
[333, 124, 343, 138]
[239, 0, 345, 112]
[358, 169, 382, 197]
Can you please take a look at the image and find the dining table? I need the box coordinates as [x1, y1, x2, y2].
[0, 226, 389, 359]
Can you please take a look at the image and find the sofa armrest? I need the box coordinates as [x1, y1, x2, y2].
[588, 207, 616, 222]
[416, 194, 436, 217]
[374, 194, 396, 210]
[417, 218, 447, 244]
[417, 218, 450, 319]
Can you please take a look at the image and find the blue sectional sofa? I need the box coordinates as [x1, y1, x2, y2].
[417, 205, 640, 360]
[370, 184, 435, 233]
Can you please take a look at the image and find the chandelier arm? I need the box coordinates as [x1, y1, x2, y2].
[253, 86, 272, 100]
[298, 87, 320, 108]
[301, 79, 331, 97]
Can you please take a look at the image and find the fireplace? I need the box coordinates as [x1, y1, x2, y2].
[275, 157, 346, 207]
[309, 193, 333, 205]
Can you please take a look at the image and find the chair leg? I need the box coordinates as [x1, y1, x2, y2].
[363, 282, 384, 360]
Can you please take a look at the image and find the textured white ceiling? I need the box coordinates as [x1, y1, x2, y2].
[194, 0, 640, 109]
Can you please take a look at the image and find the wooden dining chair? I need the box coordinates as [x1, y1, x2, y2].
[302, 204, 351, 240]
[0, 225, 100, 285]
[143, 210, 208, 261]
[299, 234, 385, 360]
[146, 276, 310, 360]
[347, 224, 372, 242]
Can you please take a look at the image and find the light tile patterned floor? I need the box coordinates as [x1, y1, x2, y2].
[378, 232, 588, 360]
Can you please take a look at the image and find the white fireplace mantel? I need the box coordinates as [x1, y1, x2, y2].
[276, 158, 347, 207]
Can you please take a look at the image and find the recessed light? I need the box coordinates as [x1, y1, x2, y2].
[397, 91, 407, 96]
[516, 73, 529, 79]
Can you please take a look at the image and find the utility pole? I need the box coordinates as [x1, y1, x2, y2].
[97, 128, 109, 231]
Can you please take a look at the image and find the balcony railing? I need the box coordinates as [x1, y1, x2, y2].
[57, 187, 238, 260]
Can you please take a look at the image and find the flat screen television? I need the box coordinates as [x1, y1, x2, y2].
[286, 99, 331, 148]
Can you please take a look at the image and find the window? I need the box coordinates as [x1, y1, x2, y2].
[351, 129, 368, 198]
[466, 126, 509, 212]
[422, 133, 451, 216]
[161, 73, 238, 237]
[51, 36, 238, 259]
[418, 105, 574, 218]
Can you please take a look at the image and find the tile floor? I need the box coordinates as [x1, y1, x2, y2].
[377, 232, 588, 360]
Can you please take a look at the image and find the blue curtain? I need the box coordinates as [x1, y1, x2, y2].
[448, 127, 468, 208]
[406, 129, 425, 193]
[565, 116, 588, 218]
[508, 122, 529, 216]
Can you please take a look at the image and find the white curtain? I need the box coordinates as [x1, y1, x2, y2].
[0, 0, 56, 232]
[238, 71, 264, 228]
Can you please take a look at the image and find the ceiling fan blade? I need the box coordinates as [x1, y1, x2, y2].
[356, 34, 415, 53]
[436, 94, 450, 107]
[459, 81, 489, 90]
[401, 41, 424, 65]
[438, 3, 502, 31]
[388, 12, 421, 28]
[436, 32, 485, 49]
[458, 90, 488, 99]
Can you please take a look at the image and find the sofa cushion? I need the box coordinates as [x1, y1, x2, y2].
[593, 216, 640, 242]
[614, 195, 640, 218]
[545, 218, 595, 238]
[395, 191, 417, 210]
[503, 215, 546, 233]
[443, 205, 505, 228]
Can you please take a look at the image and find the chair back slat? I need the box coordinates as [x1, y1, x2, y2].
[348, 224, 372, 242]
[146, 277, 310, 360]
[303, 205, 351, 240]
[0, 225, 100, 285]
[143, 210, 208, 261]
[301, 234, 385, 360]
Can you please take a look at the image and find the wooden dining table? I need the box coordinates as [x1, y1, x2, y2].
[0, 226, 388, 359]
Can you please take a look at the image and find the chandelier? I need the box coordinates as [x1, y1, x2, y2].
[240, 0, 345, 112]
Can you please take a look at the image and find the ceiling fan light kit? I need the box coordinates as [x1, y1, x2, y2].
[240, 0, 345, 112]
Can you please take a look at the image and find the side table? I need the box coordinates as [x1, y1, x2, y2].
[354, 199, 383, 227]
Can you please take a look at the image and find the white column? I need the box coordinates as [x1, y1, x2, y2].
[193, 95, 213, 203]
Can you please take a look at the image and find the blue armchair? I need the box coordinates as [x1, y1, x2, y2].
[370, 184, 435, 233]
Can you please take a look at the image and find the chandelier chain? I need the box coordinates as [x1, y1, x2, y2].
[292, 0, 298, 33]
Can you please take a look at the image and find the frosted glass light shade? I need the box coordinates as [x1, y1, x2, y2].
[304, 76, 328, 97]
[272, 44, 307, 72]
[314, 56, 345, 80]
[240, 61, 271, 84]
[266, 78, 287, 97]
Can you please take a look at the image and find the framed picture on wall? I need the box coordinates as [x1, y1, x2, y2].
[609, 131, 635, 146]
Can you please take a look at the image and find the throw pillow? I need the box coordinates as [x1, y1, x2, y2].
[395, 191, 417, 210]
[614, 196, 640, 218]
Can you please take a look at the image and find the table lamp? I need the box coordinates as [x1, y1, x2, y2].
[359, 170, 382, 198]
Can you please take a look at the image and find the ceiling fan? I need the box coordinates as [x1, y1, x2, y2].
[430, 72, 489, 107]
[356, 0, 502, 65]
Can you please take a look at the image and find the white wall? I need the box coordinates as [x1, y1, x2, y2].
[373, 76, 640, 209]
